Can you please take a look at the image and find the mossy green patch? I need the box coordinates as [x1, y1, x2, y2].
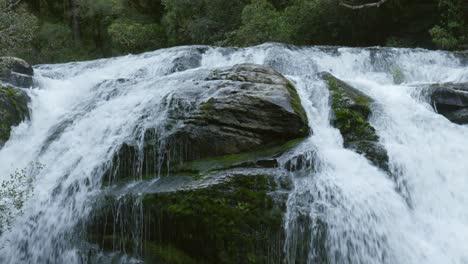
[324, 75, 377, 145]
[286, 81, 308, 134]
[89, 174, 286, 263]
[0, 85, 29, 144]
[142, 174, 284, 264]
[322, 72, 389, 170]
[165, 137, 304, 176]
[391, 65, 405, 84]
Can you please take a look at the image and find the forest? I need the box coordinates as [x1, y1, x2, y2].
[1, 0, 468, 64]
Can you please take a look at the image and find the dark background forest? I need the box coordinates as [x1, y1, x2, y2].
[1, 0, 468, 64]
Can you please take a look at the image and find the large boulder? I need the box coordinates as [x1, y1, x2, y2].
[110, 63, 310, 181]
[0, 85, 30, 148]
[0, 57, 34, 88]
[88, 172, 288, 263]
[88, 64, 310, 262]
[321, 72, 389, 171]
[429, 82, 468, 124]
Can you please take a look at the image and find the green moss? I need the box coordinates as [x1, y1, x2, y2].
[0, 85, 29, 143]
[200, 98, 215, 112]
[90, 174, 285, 263]
[166, 137, 304, 176]
[391, 66, 405, 84]
[144, 243, 199, 264]
[141, 174, 284, 263]
[323, 73, 389, 170]
[328, 82, 377, 145]
[286, 81, 308, 133]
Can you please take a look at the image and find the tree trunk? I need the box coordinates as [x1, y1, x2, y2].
[70, 0, 81, 46]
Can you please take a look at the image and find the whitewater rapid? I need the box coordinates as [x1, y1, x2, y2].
[0, 44, 468, 263]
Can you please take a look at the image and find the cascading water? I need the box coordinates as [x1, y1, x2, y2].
[1, 43, 468, 263]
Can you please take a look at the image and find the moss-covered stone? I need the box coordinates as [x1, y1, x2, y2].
[89, 174, 286, 264]
[321, 72, 389, 171]
[107, 64, 310, 183]
[0, 57, 34, 88]
[0, 85, 30, 147]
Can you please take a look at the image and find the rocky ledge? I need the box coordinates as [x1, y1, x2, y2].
[88, 63, 310, 263]
[321, 72, 389, 171]
[0, 57, 34, 88]
[110, 63, 310, 181]
[429, 82, 468, 124]
[0, 57, 32, 148]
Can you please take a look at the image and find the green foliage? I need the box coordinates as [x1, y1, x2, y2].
[0, 2, 39, 57]
[32, 22, 84, 63]
[430, 0, 467, 50]
[1, 0, 468, 63]
[0, 162, 42, 234]
[162, 0, 247, 45]
[430, 25, 460, 50]
[108, 19, 166, 54]
[225, 0, 290, 46]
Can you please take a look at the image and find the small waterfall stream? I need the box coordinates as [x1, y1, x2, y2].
[1, 44, 468, 263]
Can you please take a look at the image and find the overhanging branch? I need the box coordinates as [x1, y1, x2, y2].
[1, 0, 22, 11]
[339, 0, 388, 9]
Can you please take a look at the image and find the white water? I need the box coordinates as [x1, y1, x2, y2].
[0, 44, 468, 263]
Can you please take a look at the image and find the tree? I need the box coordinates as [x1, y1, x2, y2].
[0, 162, 41, 234]
[108, 19, 166, 53]
[225, 0, 291, 46]
[0, 0, 39, 56]
[430, 0, 467, 50]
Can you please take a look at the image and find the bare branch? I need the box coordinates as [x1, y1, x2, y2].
[1, 0, 22, 11]
[339, 0, 388, 9]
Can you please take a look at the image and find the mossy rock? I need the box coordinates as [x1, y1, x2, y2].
[321, 72, 389, 171]
[88, 173, 287, 264]
[429, 82, 468, 124]
[0, 57, 34, 88]
[0, 85, 30, 147]
[107, 64, 310, 183]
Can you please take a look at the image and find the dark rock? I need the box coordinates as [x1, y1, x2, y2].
[429, 82, 468, 124]
[109, 64, 309, 181]
[170, 47, 207, 73]
[0, 85, 30, 148]
[284, 151, 316, 172]
[347, 141, 390, 172]
[88, 173, 286, 264]
[168, 64, 308, 159]
[0, 57, 34, 88]
[321, 72, 389, 171]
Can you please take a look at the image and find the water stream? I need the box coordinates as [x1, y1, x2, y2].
[1, 44, 467, 263]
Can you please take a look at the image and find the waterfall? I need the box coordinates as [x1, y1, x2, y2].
[1, 43, 468, 263]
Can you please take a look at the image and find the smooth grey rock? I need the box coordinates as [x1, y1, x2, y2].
[430, 82, 468, 124]
[0, 57, 34, 88]
[108, 64, 310, 181]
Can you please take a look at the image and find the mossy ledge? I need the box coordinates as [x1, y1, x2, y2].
[321, 72, 389, 171]
[88, 173, 286, 264]
[0, 84, 30, 147]
[106, 64, 310, 184]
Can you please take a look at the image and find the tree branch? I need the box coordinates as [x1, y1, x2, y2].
[339, 0, 388, 9]
[2, 0, 22, 11]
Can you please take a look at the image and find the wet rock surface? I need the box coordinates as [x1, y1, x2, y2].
[0, 57, 34, 88]
[0, 85, 30, 148]
[321, 72, 389, 171]
[429, 82, 468, 124]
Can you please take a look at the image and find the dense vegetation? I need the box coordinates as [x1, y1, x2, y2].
[1, 0, 467, 64]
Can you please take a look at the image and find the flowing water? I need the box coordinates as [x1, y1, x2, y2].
[0, 43, 468, 263]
